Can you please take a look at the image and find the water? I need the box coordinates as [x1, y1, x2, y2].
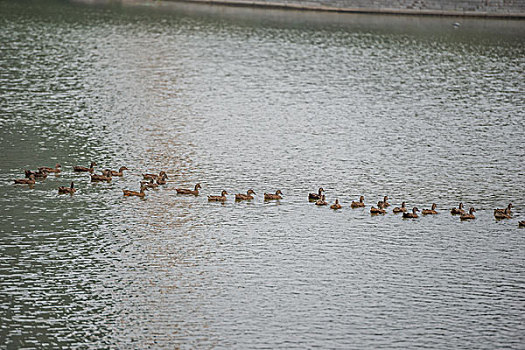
[1, 0, 524, 348]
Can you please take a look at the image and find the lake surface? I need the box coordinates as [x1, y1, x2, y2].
[1, 0, 524, 348]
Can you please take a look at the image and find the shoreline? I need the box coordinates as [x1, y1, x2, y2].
[159, 0, 525, 19]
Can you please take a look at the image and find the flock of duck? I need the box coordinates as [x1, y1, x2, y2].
[13, 163, 524, 227]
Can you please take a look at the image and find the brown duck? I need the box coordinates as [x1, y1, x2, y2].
[370, 202, 386, 214]
[176, 183, 201, 195]
[156, 172, 168, 185]
[460, 208, 476, 220]
[14, 174, 35, 184]
[350, 196, 365, 208]
[143, 171, 167, 181]
[123, 185, 147, 198]
[25, 169, 48, 179]
[58, 182, 76, 195]
[519, 221, 525, 227]
[74, 162, 96, 173]
[422, 203, 438, 215]
[235, 189, 256, 201]
[494, 203, 512, 216]
[107, 166, 128, 177]
[91, 170, 112, 182]
[208, 190, 228, 202]
[315, 194, 328, 206]
[330, 199, 342, 210]
[403, 207, 419, 218]
[393, 202, 407, 213]
[140, 179, 159, 189]
[308, 188, 324, 201]
[264, 190, 283, 200]
[378, 196, 390, 207]
[39, 164, 61, 173]
[494, 207, 512, 220]
[451, 203, 465, 215]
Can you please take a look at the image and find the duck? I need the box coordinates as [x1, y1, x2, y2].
[176, 183, 201, 195]
[315, 194, 328, 206]
[123, 184, 147, 198]
[73, 161, 96, 172]
[494, 203, 512, 216]
[350, 196, 365, 208]
[14, 174, 35, 185]
[460, 207, 476, 220]
[392, 202, 407, 213]
[422, 203, 438, 215]
[140, 179, 159, 189]
[494, 207, 512, 220]
[370, 202, 386, 214]
[519, 221, 525, 227]
[142, 171, 167, 181]
[107, 166, 128, 177]
[39, 163, 61, 173]
[208, 190, 228, 202]
[330, 199, 342, 210]
[378, 196, 390, 207]
[403, 207, 419, 218]
[156, 172, 168, 185]
[25, 169, 48, 179]
[58, 182, 76, 195]
[451, 202, 465, 215]
[235, 189, 256, 201]
[90, 170, 112, 182]
[308, 187, 324, 201]
[264, 190, 283, 200]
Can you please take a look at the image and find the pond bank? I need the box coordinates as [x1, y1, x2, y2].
[144, 0, 525, 18]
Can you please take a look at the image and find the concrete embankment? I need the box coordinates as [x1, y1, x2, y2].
[157, 0, 525, 18]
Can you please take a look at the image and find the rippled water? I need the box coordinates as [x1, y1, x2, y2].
[1, 0, 524, 348]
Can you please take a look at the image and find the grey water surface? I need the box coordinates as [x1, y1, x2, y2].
[1, 0, 524, 348]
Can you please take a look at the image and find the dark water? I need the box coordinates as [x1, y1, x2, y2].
[1, 0, 524, 348]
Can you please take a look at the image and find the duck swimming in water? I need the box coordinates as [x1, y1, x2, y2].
[39, 164, 61, 173]
[91, 170, 112, 182]
[460, 207, 476, 220]
[315, 195, 328, 206]
[208, 190, 228, 202]
[370, 202, 386, 214]
[494, 207, 512, 220]
[393, 202, 407, 213]
[264, 190, 283, 200]
[123, 184, 147, 198]
[330, 199, 342, 210]
[378, 196, 390, 208]
[451, 203, 465, 215]
[58, 182, 76, 195]
[156, 172, 168, 185]
[309, 188, 324, 201]
[494, 203, 512, 216]
[74, 161, 96, 173]
[350, 196, 365, 208]
[403, 207, 419, 219]
[14, 174, 35, 185]
[107, 166, 128, 177]
[176, 183, 201, 195]
[235, 189, 256, 201]
[140, 178, 159, 189]
[25, 169, 48, 179]
[422, 203, 438, 215]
